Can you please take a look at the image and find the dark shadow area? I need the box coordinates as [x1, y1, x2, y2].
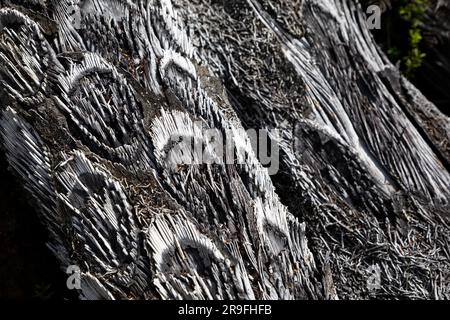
[0, 154, 74, 300]
[369, 0, 450, 116]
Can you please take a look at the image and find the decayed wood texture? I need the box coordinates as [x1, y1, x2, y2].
[0, 0, 448, 299]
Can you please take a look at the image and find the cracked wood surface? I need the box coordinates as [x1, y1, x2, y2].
[0, 0, 449, 299]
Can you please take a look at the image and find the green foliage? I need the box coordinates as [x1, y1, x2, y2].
[33, 282, 55, 300]
[398, 0, 428, 77]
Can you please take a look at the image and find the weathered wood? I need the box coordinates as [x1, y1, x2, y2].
[0, 0, 448, 299]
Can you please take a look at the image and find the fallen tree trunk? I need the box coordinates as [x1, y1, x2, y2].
[0, 0, 448, 299]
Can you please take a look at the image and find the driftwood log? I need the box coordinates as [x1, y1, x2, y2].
[0, 0, 449, 299]
[420, 0, 450, 113]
